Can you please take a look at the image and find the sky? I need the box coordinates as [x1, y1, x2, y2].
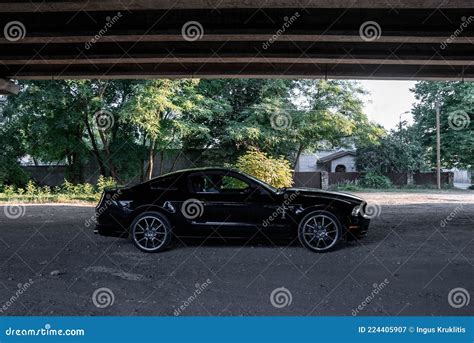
[359, 80, 418, 130]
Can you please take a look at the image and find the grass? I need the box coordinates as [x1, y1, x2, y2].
[0, 194, 99, 204]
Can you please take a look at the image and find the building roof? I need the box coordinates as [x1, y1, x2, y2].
[319, 151, 356, 163]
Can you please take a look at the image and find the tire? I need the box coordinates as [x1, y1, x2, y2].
[130, 211, 172, 253]
[298, 210, 343, 252]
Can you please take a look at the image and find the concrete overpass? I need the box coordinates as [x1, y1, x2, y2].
[0, 0, 473, 93]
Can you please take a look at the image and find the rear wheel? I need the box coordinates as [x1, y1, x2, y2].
[298, 210, 342, 252]
[130, 212, 172, 253]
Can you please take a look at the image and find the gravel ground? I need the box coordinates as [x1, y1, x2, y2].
[0, 192, 472, 316]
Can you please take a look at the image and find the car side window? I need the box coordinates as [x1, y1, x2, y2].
[220, 176, 250, 192]
[189, 174, 218, 193]
[189, 173, 251, 194]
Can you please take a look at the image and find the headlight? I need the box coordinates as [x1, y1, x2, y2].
[351, 205, 361, 216]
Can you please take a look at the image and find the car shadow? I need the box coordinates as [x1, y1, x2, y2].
[173, 234, 302, 249]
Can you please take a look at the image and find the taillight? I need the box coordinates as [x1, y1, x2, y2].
[96, 192, 105, 209]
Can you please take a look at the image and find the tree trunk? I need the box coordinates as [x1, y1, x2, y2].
[68, 152, 84, 184]
[84, 114, 107, 176]
[139, 135, 147, 182]
[98, 129, 120, 182]
[159, 150, 164, 176]
[145, 139, 156, 181]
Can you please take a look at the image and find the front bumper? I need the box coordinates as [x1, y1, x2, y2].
[347, 215, 370, 237]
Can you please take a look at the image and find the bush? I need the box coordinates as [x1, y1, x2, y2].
[359, 172, 392, 189]
[97, 175, 117, 192]
[25, 180, 37, 196]
[0, 177, 116, 203]
[331, 181, 361, 192]
[234, 148, 293, 188]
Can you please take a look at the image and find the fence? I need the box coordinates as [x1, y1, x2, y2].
[293, 172, 322, 189]
[293, 171, 454, 189]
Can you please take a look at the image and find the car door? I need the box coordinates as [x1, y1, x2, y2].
[185, 171, 276, 229]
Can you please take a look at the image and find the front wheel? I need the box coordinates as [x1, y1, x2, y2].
[298, 210, 342, 252]
[130, 211, 172, 253]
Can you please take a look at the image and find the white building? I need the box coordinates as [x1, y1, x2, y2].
[296, 150, 357, 173]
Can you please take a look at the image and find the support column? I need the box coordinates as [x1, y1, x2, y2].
[321, 171, 329, 190]
[0, 79, 19, 95]
[407, 172, 414, 186]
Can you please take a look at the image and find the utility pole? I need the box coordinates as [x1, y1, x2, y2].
[398, 111, 410, 139]
[435, 101, 441, 190]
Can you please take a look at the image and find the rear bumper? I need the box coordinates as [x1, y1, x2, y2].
[95, 224, 128, 238]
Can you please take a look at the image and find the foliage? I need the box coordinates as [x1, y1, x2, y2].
[0, 176, 116, 203]
[0, 113, 29, 186]
[411, 81, 473, 169]
[181, 79, 381, 167]
[1, 78, 382, 185]
[359, 172, 392, 189]
[329, 181, 361, 192]
[356, 126, 428, 173]
[96, 175, 117, 192]
[234, 148, 293, 188]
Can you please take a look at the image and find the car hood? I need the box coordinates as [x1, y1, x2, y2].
[282, 187, 364, 204]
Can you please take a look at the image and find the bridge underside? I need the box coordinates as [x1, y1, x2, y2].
[0, 1, 473, 81]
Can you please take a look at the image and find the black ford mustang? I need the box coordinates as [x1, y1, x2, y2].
[94, 167, 370, 253]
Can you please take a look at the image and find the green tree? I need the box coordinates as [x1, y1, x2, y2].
[411, 81, 473, 170]
[120, 79, 205, 180]
[1, 80, 144, 183]
[188, 79, 381, 167]
[356, 125, 428, 173]
[0, 108, 28, 186]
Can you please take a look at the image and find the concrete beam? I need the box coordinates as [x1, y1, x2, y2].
[0, 35, 472, 45]
[5, 63, 474, 81]
[1, 57, 472, 66]
[0, 79, 19, 95]
[0, 0, 471, 12]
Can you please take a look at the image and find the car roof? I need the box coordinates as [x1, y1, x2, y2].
[152, 167, 240, 180]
